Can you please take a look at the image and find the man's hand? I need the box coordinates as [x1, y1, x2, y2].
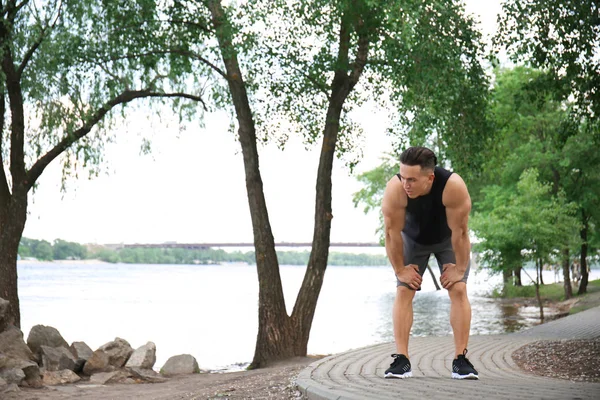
[440, 263, 464, 289]
[397, 264, 422, 290]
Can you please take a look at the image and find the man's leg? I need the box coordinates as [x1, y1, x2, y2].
[433, 238, 472, 357]
[393, 286, 416, 356]
[447, 282, 471, 357]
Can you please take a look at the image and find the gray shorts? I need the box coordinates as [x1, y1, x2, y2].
[396, 232, 470, 288]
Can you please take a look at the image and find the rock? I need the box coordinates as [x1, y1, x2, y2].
[82, 338, 133, 375]
[128, 367, 167, 383]
[0, 368, 25, 385]
[26, 325, 69, 362]
[0, 327, 41, 387]
[125, 342, 156, 369]
[89, 370, 132, 385]
[2, 383, 20, 393]
[0, 298, 9, 332]
[70, 341, 93, 372]
[0, 358, 42, 388]
[40, 346, 76, 371]
[160, 354, 200, 376]
[82, 350, 112, 375]
[42, 369, 81, 385]
[18, 360, 42, 388]
[99, 338, 133, 368]
[0, 326, 36, 362]
[0, 376, 6, 386]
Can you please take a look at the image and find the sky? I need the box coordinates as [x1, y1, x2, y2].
[21, 0, 503, 249]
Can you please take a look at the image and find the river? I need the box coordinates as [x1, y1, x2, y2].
[17, 261, 599, 371]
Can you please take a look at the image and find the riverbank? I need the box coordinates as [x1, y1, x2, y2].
[8, 357, 319, 400]
[495, 278, 600, 316]
[10, 281, 600, 399]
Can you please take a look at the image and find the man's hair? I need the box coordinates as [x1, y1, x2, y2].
[399, 146, 437, 170]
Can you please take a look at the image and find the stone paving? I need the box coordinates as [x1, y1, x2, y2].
[297, 306, 600, 400]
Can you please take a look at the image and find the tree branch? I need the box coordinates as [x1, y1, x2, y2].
[17, 0, 62, 77]
[2, 45, 26, 187]
[25, 89, 206, 189]
[1, 0, 28, 18]
[349, 29, 370, 88]
[94, 49, 227, 79]
[164, 18, 214, 34]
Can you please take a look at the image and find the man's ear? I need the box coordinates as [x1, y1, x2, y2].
[428, 170, 435, 183]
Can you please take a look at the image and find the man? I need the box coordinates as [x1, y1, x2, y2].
[381, 146, 478, 380]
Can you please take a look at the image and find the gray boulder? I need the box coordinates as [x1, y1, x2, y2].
[83, 338, 133, 375]
[160, 354, 200, 376]
[42, 369, 81, 386]
[40, 345, 76, 371]
[0, 368, 25, 385]
[125, 342, 156, 369]
[89, 370, 132, 385]
[2, 383, 19, 394]
[128, 367, 168, 383]
[82, 350, 112, 375]
[0, 326, 36, 362]
[26, 325, 69, 361]
[70, 341, 93, 372]
[0, 326, 41, 387]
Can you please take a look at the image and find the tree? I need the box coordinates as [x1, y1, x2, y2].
[496, 1, 600, 294]
[471, 169, 578, 304]
[53, 239, 87, 260]
[496, 0, 600, 118]
[0, 0, 206, 327]
[193, 0, 490, 367]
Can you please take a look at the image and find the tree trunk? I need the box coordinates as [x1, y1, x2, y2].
[209, 1, 369, 368]
[502, 268, 511, 294]
[428, 265, 441, 290]
[538, 258, 544, 285]
[578, 214, 588, 295]
[562, 248, 572, 299]
[0, 189, 28, 328]
[514, 266, 522, 286]
[207, 0, 295, 369]
[534, 280, 544, 323]
[288, 14, 368, 363]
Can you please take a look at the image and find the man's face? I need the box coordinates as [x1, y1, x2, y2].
[399, 163, 434, 198]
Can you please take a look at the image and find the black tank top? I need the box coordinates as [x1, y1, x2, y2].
[397, 166, 453, 245]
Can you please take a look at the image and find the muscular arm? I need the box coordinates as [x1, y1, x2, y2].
[382, 178, 407, 277]
[443, 174, 471, 275]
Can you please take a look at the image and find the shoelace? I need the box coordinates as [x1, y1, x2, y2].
[457, 349, 475, 369]
[390, 354, 407, 366]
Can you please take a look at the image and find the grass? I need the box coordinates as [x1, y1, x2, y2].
[492, 279, 600, 302]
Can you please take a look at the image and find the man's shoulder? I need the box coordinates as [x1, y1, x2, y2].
[383, 175, 407, 208]
[442, 173, 470, 206]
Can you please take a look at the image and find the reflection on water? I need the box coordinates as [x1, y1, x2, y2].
[17, 262, 599, 370]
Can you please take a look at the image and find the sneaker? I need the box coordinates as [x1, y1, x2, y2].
[384, 354, 412, 379]
[452, 349, 479, 380]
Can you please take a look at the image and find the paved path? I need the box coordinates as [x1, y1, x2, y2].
[297, 306, 600, 400]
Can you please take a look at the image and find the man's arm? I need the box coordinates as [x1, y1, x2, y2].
[382, 178, 421, 289]
[441, 174, 471, 288]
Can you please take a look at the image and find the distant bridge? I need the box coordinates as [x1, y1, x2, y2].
[107, 242, 382, 250]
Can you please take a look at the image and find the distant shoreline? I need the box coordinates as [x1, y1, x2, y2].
[18, 258, 109, 264]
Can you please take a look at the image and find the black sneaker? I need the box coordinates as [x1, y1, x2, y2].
[384, 354, 412, 379]
[452, 349, 479, 380]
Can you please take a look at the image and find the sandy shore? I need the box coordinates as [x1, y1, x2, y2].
[7, 357, 319, 400]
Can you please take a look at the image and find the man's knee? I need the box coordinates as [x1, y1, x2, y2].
[396, 285, 416, 303]
[447, 282, 468, 301]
